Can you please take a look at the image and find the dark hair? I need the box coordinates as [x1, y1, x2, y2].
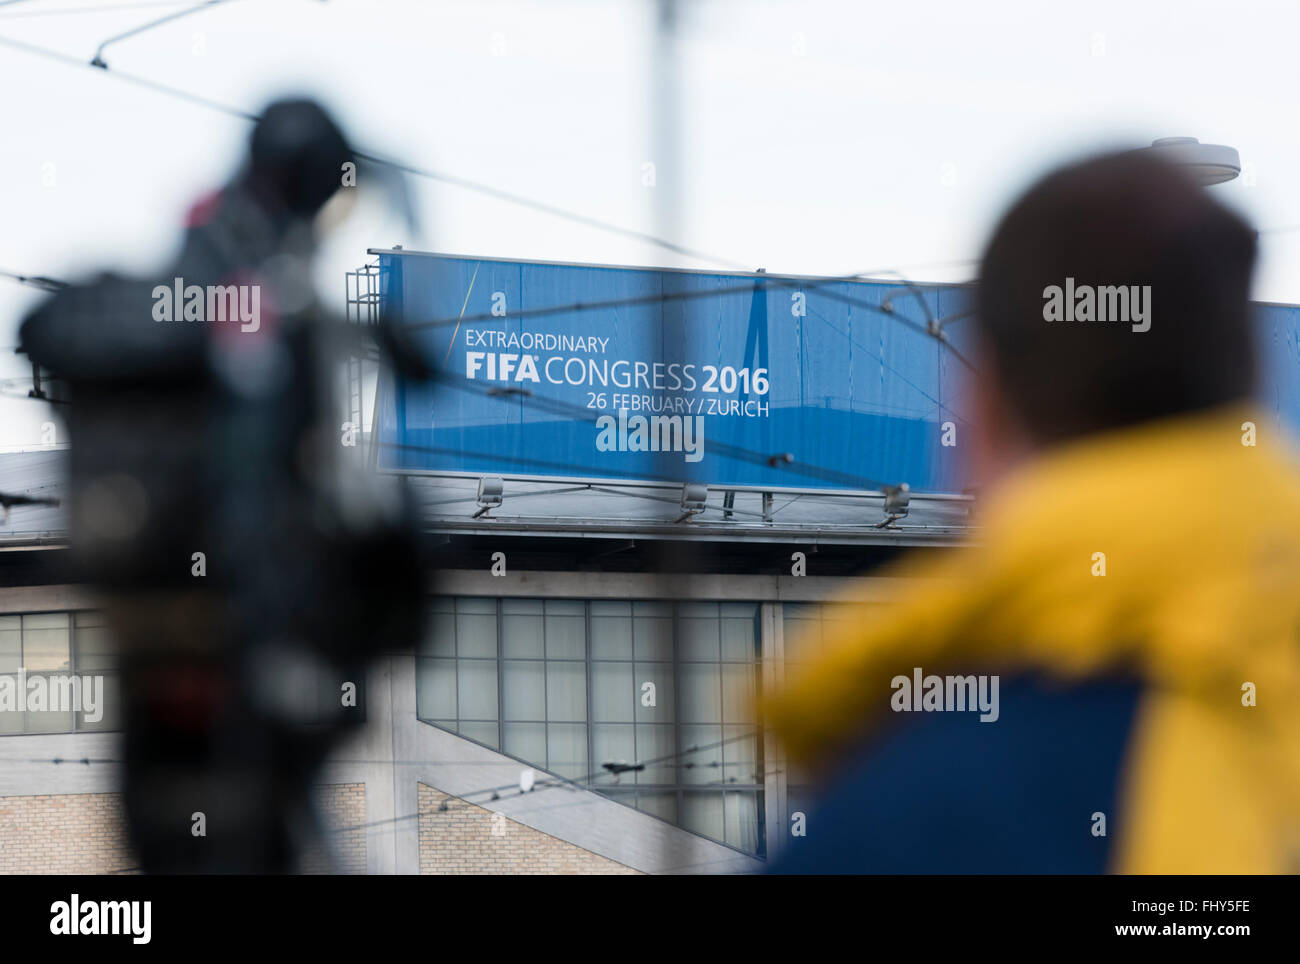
[248, 98, 352, 218]
[976, 150, 1257, 444]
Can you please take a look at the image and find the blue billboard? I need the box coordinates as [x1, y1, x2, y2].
[373, 251, 975, 494]
[373, 250, 1300, 494]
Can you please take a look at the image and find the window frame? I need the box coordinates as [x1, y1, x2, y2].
[0, 609, 121, 736]
[417, 596, 767, 858]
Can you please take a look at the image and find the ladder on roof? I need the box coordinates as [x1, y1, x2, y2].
[344, 262, 385, 464]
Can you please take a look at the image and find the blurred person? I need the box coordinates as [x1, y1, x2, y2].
[19, 99, 426, 873]
[764, 150, 1300, 873]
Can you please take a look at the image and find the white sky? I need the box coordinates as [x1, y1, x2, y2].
[3, 0, 1299, 449]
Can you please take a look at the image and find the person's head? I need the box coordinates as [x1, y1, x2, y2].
[972, 150, 1257, 478]
[245, 98, 353, 222]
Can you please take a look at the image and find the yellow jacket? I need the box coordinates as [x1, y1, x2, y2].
[765, 405, 1300, 873]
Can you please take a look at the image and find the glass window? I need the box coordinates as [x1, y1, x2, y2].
[503, 721, 546, 763]
[590, 601, 631, 659]
[417, 658, 457, 719]
[592, 723, 635, 773]
[721, 662, 757, 723]
[502, 598, 543, 658]
[547, 723, 587, 781]
[679, 602, 720, 661]
[23, 613, 70, 671]
[73, 611, 114, 671]
[0, 610, 123, 736]
[635, 723, 675, 784]
[420, 608, 455, 658]
[633, 602, 672, 661]
[724, 791, 762, 852]
[634, 661, 673, 724]
[720, 604, 759, 661]
[681, 791, 726, 844]
[679, 663, 721, 723]
[455, 596, 497, 658]
[635, 791, 677, 824]
[680, 724, 724, 785]
[502, 660, 545, 721]
[0, 615, 22, 672]
[0, 698, 21, 735]
[77, 673, 120, 732]
[591, 661, 633, 722]
[546, 661, 585, 722]
[457, 658, 498, 720]
[724, 723, 760, 785]
[416, 597, 766, 857]
[22, 672, 75, 733]
[458, 721, 499, 750]
[544, 600, 585, 659]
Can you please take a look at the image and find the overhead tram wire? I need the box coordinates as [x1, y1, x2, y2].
[411, 371, 877, 488]
[24, 727, 762, 776]
[88, 0, 239, 70]
[405, 367, 901, 491]
[390, 264, 977, 370]
[0, 33, 737, 268]
[405, 289, 976, 469]
[0, 34, 979, 370]
[400, 265, 931, 330]
[0, 32, 980, 314]
[3, 260, 973, 485]
[0, 2, 200, 18]
[3, 266, 973, 431]
[385, 371, 971, 513]
[421, 728, 766, 807]
[6, 260, 974, 490]
[352, 150, 748, 271]
[5, 257, 978, 387]
[335, 729, 771, 833]
[0, 36, 978, 482]
[3, 259, 976, 335]
[0, 17, 967, 871]
[0, 268, 68, 292]
[0, 32, 259, 118]
[4, 313, 964, 488]
[34, 728, 766, 812]
[2, 256, 978, 435]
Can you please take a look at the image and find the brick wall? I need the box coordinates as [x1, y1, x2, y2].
[0, 793, 136, 875]
[417, 783, 641, 875]
[302, 782, 367, 874]
[0, 783, 365, 875]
